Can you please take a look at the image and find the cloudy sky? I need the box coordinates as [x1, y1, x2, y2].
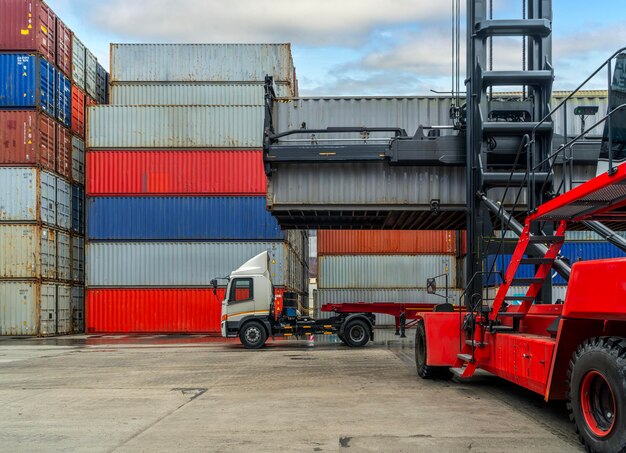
[48, 0, 624, 96]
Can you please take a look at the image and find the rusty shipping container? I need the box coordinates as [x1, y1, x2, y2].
[317, 230, 457, 255]
[0, 225, 57, 279]
[0, 111, 56, 171]
[0, 282, 73, 336]
[0, 0, 57, 62]
[55, 17, 72, 77]
[86, 150, 266, 196]
[56, 123, 72, 179]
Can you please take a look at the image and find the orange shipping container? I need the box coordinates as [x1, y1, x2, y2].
[317, 230, 457, 255]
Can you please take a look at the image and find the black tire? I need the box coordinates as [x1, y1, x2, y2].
[567, 336, 626, 453]
[343, 319, 370, 347]
[415, 320, 452, 380]
[337, 332, 348, 344]
[239, 321, 268, 349]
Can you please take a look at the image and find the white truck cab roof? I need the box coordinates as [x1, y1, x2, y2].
[229, 251, 271, 279]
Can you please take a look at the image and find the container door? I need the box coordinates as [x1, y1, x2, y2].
[0, 282, 37, 335]
[41, 229, 57, 279]
[57, 232, 71, 281]
[40, 284, 57, 335]
[72, 236, 85, 282]
[56, 176, 71, 229]
[57, 285, 71, 334]
[40, 57, 56, 117]
[71, 286, 85, 333]
[71, 137, 85, 183]
[40, 171, 57, 226]
[71, 184, 85, 234]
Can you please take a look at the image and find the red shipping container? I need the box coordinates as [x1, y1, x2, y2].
[86, 150, 267, 196]
[56, 17, 72, 77]
[56, 124, 71, 178]
[0, 0, 56, 62]
[0, 110, 55, 170]
[71, 84, 86, 137]
[86, 287, 286, 334]
[317, 230, 457, 255]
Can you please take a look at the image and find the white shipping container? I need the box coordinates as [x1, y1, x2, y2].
[72, 136, 85, 184]
[58, 232, 71, 281]
[0, 225, 57, 279]
[88, 105, 264, 149]
[85, 49, 98, 99]
[0, 282, 58, 335]
[56, 178, 71, 230]
[0, 168, 56, 225]
[72, 37, 86, 89]
[57, 285, 71, 334]
[110, 43, 296, 84]
[71, 286, 85, 333]
[318, 255, 456, 289]
[86, 241, 306, 289]
[110, 82, 294, 106]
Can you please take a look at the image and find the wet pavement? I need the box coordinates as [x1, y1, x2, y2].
[0, 328, 580, 452]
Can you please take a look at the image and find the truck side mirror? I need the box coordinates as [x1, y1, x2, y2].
[210, 279, 218, 296]
[426, 278, 436, 294]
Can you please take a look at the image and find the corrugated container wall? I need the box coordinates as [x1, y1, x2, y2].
[0, 225, 56, 279]
[87, 242, 303, 290]
[87, 106, 264, 148]
[96, 62, 108, 104]
[71, 286, 85, 332]
[85, 49, 97, 99]
[72, 137, 85, 184]
[86, 150, 266, 195]
[318, 255, 456, 289]
[318, 230, 457, 255]
[110, 44, 296, 85]
[56, 124, 72, 178]
[71, 36, 86, 89]
[72, 184, 85, 234]
[0, 0, 57, 62]
[0, 282, 60, 336]
[56, 66, 71, 127]
[0, 111, 56, 170]
[71, 84, 86, 137]
[55, 18, 72, 77]
[86, 196, 284, 241]
[72, 236, 85, 282]
[0, 53, 56, 116]
[0, 168, 57, 226]
[109, 83, 293, 106]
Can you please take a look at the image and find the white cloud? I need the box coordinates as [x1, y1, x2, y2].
[80, 0, 450, 46]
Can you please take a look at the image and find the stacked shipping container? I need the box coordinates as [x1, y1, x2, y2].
[314, 231, 463, 325]
[0, 0, 108, 335]
[86, 44, 307, 334]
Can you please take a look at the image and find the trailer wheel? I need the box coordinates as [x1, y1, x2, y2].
[415, 320, 451, 380]
[567, 337, 626, 452]
[343, 320, 370, 347]
[239, 321, 268, 349]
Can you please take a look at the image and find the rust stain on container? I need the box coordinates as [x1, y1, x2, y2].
[0, 111, 56, 170]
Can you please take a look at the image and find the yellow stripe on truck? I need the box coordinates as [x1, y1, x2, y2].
[227, 310, 269, 319]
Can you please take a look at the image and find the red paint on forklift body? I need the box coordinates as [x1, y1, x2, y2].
[86, 150, 267, 196]
[0, 110, 55, 170]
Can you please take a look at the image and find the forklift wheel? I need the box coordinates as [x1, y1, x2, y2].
[568, 337, 626, 453]
[343, 320, 370, 347]
[415, 320, 452, 380]
[239, 321, 268, 349]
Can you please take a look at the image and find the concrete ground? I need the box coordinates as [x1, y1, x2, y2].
[0, 329, 581, 453]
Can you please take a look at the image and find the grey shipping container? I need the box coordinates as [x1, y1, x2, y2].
[72, 136, 85, 184]
[72, 235, 85, 282]
[318, 255, 456, 289]
[87, 105, 264, 149]
[71, 286, 84, 333]
[0, 282, 57, 335]
[110, 44, 296, 84]
[86, 241, 306, 290]
[57, 284, 71, 334]
[72, 37, 86, 90]
[0, 168, 56, 225]
[56, 177, 71, 230]
[0, 225, 57, 279]
[109, 82, 294, 106]
[85, 49, 98, 99]
[274, 93, 608, 138]
[57, 231, 71, 281]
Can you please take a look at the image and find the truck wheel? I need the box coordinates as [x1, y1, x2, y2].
[415, 320, 452, 380]
[343, 320, 370, 347]
[337, 333, 348, 345]
[567, 337, 626, 452]
[239, 321, 268, 349]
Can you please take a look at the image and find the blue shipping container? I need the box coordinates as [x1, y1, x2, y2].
[87, 196, 284, 241]
[72, 184, 85, 235]
[0, 53, 55, 116]
[486, 242, 626, 286]
[57, 71, 72, 127]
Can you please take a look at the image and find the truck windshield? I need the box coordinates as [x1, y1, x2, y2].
[229, 278, 253, 303]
